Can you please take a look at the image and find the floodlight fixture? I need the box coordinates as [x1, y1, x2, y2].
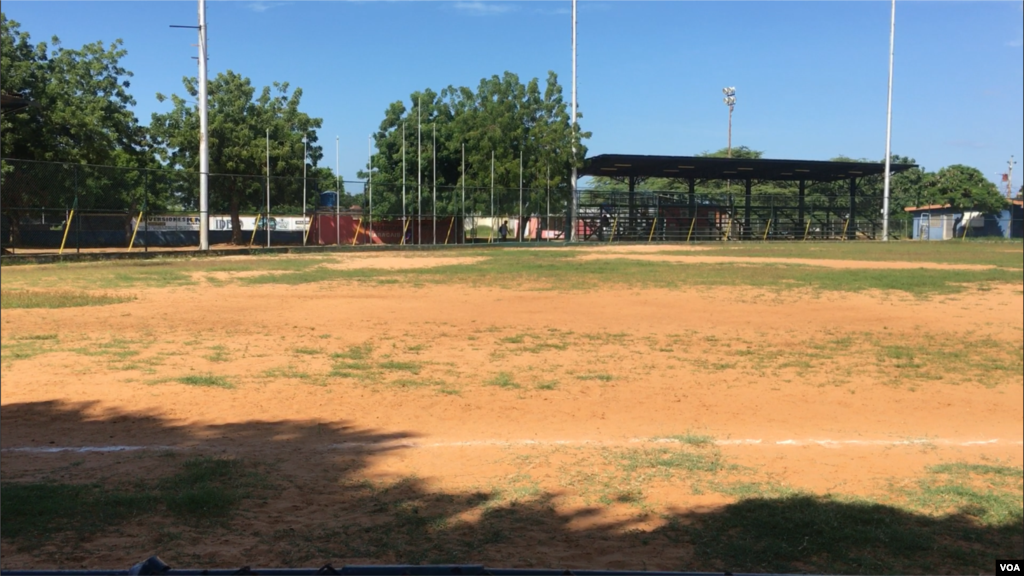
[722, 86, 736, 157]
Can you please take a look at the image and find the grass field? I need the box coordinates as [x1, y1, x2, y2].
[1, 241, 1022, 573]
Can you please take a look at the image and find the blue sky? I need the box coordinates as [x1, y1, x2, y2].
[3, 1, 1023, 189]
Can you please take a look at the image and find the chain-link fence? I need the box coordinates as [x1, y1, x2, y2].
[3, 159, 1020, 253]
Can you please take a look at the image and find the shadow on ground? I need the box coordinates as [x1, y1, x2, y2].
[1, 401, 1021, 574]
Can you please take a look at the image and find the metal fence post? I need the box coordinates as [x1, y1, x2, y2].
[144, 170, 149, 252]
[75, 165, 81, 253]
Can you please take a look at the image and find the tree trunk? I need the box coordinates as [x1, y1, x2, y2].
[230, 193, 243, 245]
[5, 210, 22, 249]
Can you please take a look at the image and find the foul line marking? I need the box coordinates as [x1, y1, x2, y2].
[2, 438, 1021, 454]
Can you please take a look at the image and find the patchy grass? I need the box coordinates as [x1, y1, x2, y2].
[332, 343, 373, 361]
[576, 372, 615, 382]
[1, 289, 134, 309]
[0, 457, 264, 548]
[157, 457, 262, 519]
[379, 360, 423, 374]
[261, 366, 314, 381]
[175, 374, 233, 389]
[664, 241, 1024, 269]
[658, 431, 717, 447]
[486, 371, 521, 389]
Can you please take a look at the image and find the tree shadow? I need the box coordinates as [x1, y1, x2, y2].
[1, 400, 1021, 574]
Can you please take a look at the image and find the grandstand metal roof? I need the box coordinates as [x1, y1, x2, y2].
[582, 154, 916, 183]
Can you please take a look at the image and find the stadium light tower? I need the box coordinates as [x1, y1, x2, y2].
[881, 0, 896, 241]
[569, 0, 578, 242]
[170, 1, 209, 249]
[301, 134, 308, 246]
[722, 87, 736, 158]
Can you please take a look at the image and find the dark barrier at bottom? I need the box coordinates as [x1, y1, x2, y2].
[0, 556, 812, 576]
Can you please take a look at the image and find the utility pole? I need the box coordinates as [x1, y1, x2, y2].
[570, 0, 578, 242]
[491, 151, 495, 235]
[519, 150, 524, 242]
[881, 0, 896, 241]
[433, 123, 437, 245]
[417, 96, 422, 245]
[722, 87, 736, 158]
[368, 134, 373, 242]
[262, 127, 266, 247]
[198, 0, 209, 250]
[402, 123, 406, 241]
[462, 143, 466, 244]
[170, 5, 208, 249]
[1007, 156, 1017, 199]
[302, 135, 307, 246]
[335, 136, 340, 246]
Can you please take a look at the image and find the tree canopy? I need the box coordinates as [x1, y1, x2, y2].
[925, 164, 1006, 214]
[149, 71, 325, 242]
[359, 71, 589, 219]
[1, 13, 148, 168]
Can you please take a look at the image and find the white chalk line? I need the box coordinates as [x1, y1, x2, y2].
[2, 437, 1022, 454]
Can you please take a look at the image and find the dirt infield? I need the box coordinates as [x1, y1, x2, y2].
[2, 248, 1022, 571]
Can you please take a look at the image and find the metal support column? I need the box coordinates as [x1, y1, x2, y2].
[688, 178, 696, 241]
[628, 176, 636, 239]
[848, 177, 857, 240]
[798, 179, 806, 236]
[743, 178, 752, 240]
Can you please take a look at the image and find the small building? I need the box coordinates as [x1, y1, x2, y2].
[904, 200, 1023, 240]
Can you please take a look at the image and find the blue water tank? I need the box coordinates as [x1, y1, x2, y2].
[319, 191, 338, 209]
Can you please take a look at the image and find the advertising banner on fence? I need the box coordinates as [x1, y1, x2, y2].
[143, 215, 310, 232]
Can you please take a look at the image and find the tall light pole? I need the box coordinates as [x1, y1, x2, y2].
[1006, 156, 1017, 199]
[301, 134, 308, 246]
[170, 3, 209, 249]
[881, 0, 896, 241]
[368, 134, 373, 242]
[198, 0, 209, 250]
[519, 150, 524, 242]
[265, 128, 271, 249]
[432, 123, 437, 245]
[570, 0, 578, 242]
[335, 135, 340, 246]
[417, 96, 422, 245]
[722, 87, 736, 158]
[402, 123, 407, 241]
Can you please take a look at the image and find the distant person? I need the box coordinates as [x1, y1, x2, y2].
[498, 220, 509, 242]
[405, 226, 413, 245]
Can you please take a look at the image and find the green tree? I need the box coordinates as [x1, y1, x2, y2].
[0, 13, 148, 165]
[1, 13, 156, 243]
[926, 165, 1007, 214]
[359, 71, 589, 226]
[149, 71, 326, 243]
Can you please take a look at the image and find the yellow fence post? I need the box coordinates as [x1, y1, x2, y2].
[686, 215, 697, 242]
[445, 217, 455, 245]
[647, 216, 658, 243]
[400, 219, 410, 246]
[841, 218, 850, 241]
[303, 214, 313, 246]
[249, 213, 261, 247]
[608, 214, 619, 244]
[351, 218, 363, 246]
[58, 208, 76, 256]
[127, 210, 144, 252]
[803, 220, 811, 241]
[763, 219, 772, 242]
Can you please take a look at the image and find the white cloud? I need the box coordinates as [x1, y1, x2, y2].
[247, 2, 289, 13]
[453, 2, 517, 15]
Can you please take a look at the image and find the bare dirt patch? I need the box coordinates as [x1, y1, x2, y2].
[2, 262, 1022, 570]
[577, 252, 1003, 270]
